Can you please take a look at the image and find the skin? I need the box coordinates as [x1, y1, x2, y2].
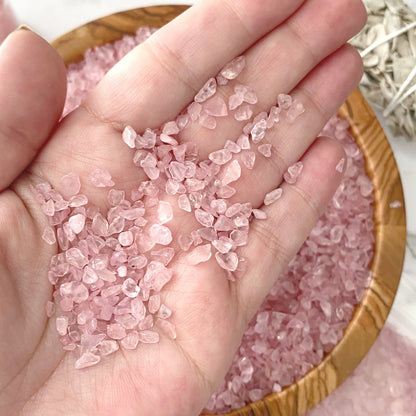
[0, 0, 366, 415]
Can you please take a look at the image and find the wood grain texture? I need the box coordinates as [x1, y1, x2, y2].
[52, 8, 406, 416]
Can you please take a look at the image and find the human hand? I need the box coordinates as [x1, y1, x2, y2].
[0, 1, 366, 415]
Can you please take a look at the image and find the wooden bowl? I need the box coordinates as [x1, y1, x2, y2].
[52, 6, 407, 416]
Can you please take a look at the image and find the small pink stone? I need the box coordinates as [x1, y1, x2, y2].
[216, 73, 228, 86]
[90, 168, 115, 187]
[119, 230, 134, 247]
[203, 96, 228, 117]
[258, 144, 272, 157]
[117, 265, 127, 277]
[237, 134, 250, 150]
[151, 247, 175, 266]
[166, 179, 180, 195]
[162, 121, 180, 136]
[220, 56, 246, 80]
[131, 298, 146, 321]
[336, 158, 345, 173]
[148, 294, 161, 313]
[251, 119, 267, 143]
[139, 330, 160, 343]
[264, 188, 283, 206]
[149, 224, 173, 245]
[187, 101, 202, 120]
[284, 162, 303, 184]
[120, 207, 145, 220]
[137, 128, 157, 149]
[121, 331, 140, 350]
[69, 194, 88, 207]
[100, 340, 119, 356]
[157, 304, 172, 319]
[75, 352, 101, 369]
[157, 318, 177, 339]
[144, 261, 173, 291]
[122, 278, 140, 298]
[216, 185, 236, 199]
[68, 213, 86, 234]
[60, 281, 89, 303]
[108, 189, 125, 206]
[157, 201, 173, 224]
[252, 209, 268, 219]
[286, 100, 305, 123]
[214, 215, 235, 232]
[241, 151, 256, 170]
[212, 238, 233, 254]
[46, 301, 56, 318]
[107, 323, 126, 340]
[277, 93, 293, 109]
[66, 247, 88, 269]
[178, 194, 192, 212]
[234, 105, 253, 121]
[222, 160, 241, 185]
[210, 199, 227, 215]
[81, 333, 106, 348]
[160, 134, 178, 146]
[97, 268, 117, 282]
[229, 93, 244, 111]
[42, 226, 56, 245]
[60, 172, 81, 196]
[199, 113, 217, 130]
[42, 199, 55, 217]
[224, 140, 241, 154]
[178, 234, 193, 251]
[209, 149, 232, 165]
[243, 88, 258, 105]
[195, 209, 214, 227]
[129, 255, 148, 269]
[56, 315, 69, 336]
[194, 77, 217, 103]
[122, 125, 137, 148]
[188, 244, 212, 265]
[176, 114, 190, 130]
[215, 251, 239, 272]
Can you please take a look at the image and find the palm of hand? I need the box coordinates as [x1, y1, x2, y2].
[0, 1, 366, 415]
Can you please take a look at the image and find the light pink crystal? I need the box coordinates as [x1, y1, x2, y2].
[42, 226, 56, 245]
[241, 151, 256, 170]
[139, 330, 160, 344]
[212, 239, 233, 254]
[194, 77, 217, 103]
[224, 140, 241, 154]
[264, 188, 283, 206]
[187, 244, 212, 265]
[252, 209, 267, 219]
[258, 144, 272, 157]
[234, 105, 253, 121]
[162, 121, 179, 136]
[209, 149, 232, 165]
[284, 162, 304, 184]
[178, 194, 192, 212]
[336, 158, 345, 173]
[66, 248, 88, 268]
[220, 56, 246, 80]
[251, 119, 267, 143]
[149, 224, 172, 245]
[229, 93, 244, 111]
[75, 352, 101, 369]
[122, 125, 137, 148]
[215, 252, 239, 272]
[42, 199, 55, 217]
[195, 209, 214, 227]
[286, 100, 305, 123]
[69, 194, 88, 207]
[121, 331, 139, 350]
[199, 113, 217, 129]
[68, 214, 86, 234]
[187, 101, 202, 120]
[148, 294, 161, 314]
[204, 96, 228, 117]
[122, 278, 140, 298]
[237, 134, 250, 150]
[56, 316, 68, 336]
[60, 281, 89, 303]
[90, 168, 115, 187]
[222, 160, 241, 185]
[144, 261, 173, 292]
[157, 304, 172, 319]
[60, 172, 81, 196]
[277, 93, 292, 109]
[107, 323, 126, 340]
[46, 300, 56, 318]
[157, 318, 177, 339]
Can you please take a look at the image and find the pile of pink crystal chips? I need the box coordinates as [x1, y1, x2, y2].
[52, 27, 375, 413]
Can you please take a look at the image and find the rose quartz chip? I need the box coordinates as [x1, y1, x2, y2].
[258, 144, 272, 157]
[157, 304, 172, 319]
[229, 93, 244, 111]
[212, 238, 233, 254]
[122, 278, 140, 298]
[215, 252, 239, 272]
[121, 331, 139, 350]
[216, 73, 228, 85]
[139, 330, 160, 343]
[122, 125, 137, 148]
[222, 160, 241, 185]
[100, 340, 119, 356]
[68, 214, 86, 234]
[46, 300, 56, 318]
[42, 199, 55, 217]
[224, 140, 241, 154]
[69, 194, 88, 207]
[251, 119, 267, 143]
[241, 151, 256, 170]
[178, 194, 192, 212]
[203, 96, 228, 117]
[66, 247, 88, 268]
[209, 149, 232, 165]
[60, 172, 81, 196]
[90, 168, 115, 187]
[144, 261, 173, 291]
[75, 352, 101, 369]
[157, 318, 177, 339]
[195, 209, 214, 227]
[148, 294, 161, 314]
[277, 93, 293, 109]
[234, 105, 253, 121]
[149, 224, 172, 245]
[194, 77, 217, 103]
[81, 333, 106, 348]
[264, 188, 283, 206]
[187, 101, 202, 120]
[284, 162, 304, 184]
[237, 134, 250, 150]
[107, 323, 126, 340]
[336, 158, 345, 173]
[157, 201, 173, 224]
[210, 199, 227, 215]
[60, 281, 89, 303]
[187, 244, 212, 265]
[178, 234, 193, 251]
[162, 121, 179, 135]
[56, 316, 68, 336]
[220, 56, 246, 80]
[286, 100, 305, 123]
[199, 113, 217, 129]
[118, 231, 133, 246]
[42, 226, 56, 245]
[252, 209, 267, 219]
[151, 247, 175, 266]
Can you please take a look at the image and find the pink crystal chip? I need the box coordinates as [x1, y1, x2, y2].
[284, 162, 304, 184]
[264, 188, 283, 206]
[220, 56, 246, 80]
[90, 168, 115, 187]
[194, 77, 217, 103]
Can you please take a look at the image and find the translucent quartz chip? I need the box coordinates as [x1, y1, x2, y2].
[204, 96, 228, 117]
[264, 188, 283, 206]
[209, 149, 232, 165]
[216, 185, 236, 199]
[100, 340, 119, 356]
[286, 100, 305, 123]
[199, 113, 217, 130]
[81, 333, 106, 348]
[178, 194, 192, 212]
[120, 331, 139, 350]
[148, 294, 161, 313]
[336, 158, 345, 173]
[178, 234, 193, 251]
[258, 144, 272, 158]
[185, 178, 205, 192]
[68, 213, 86, 234]
[166, 178, 180, 195]
[229, 93, 244, 111]
[236, 134, 250, 150]
[69, 194, 88, 207]
[157, 318, 177, 339]
[216, 73, 228, 86]
[194, 77, 217, 103]
[46, 300, 55, 317]
[42, 226, 56, 245]
[90, 168, 115, 187]
[151, 247, 175, 266]
[176, 114, 189, 130]
[277, 93, 293, 109]
[160, 134, 178, 146]
[243, 88, 258, 105]
[210, 199, 227, 215]
[220, 56, 246, 80]
[241, 151, 256, 170]
[66, 247, 88, 269]
[143, 261, 173, 291]
[224, 140, 241, 154]
[149, 224, 172, 245]
[60, 172, 81, 196]
[239, 357, 254, 382]
[157, 201, 173, 224]
[251, 119, 267, 143]
[222, 160, 241, 185]
[187, 244, 212, 265]
[252, 209, 267, 219]
[122, 125, 137, 148]
[56, 315, 68, 336]
[284, 162, 303, 184]
[60, 281, 89, 303]
[162, 121, 179, 136]
[214, 215, 235, 232]
[122, 278, 140, 298]
[158, 304, 172, 319]
[137, 128, 157, 149]
[129, 255, 148, 269]
[107, 323, 126, 340]
[215, 251, 239, 272]
[75, 352, 101, 369]
[187, 101, 202, 120]
[42, 199, 55, 217]
[195, 209, 214, 227]
[212, 238, 233, 254]
[97, 268, 117, 282]
[169, 161, 187, 181]
[118, 231, 133, 246]
[234, 105, 253, 121]
[139, 330, 160, 343]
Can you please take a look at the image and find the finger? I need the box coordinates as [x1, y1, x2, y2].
[0, 28, 67, 191]
[181, 0, 367, 156]
[228, 43, 363, 207]
[83, 0, 306, 129]
[237, 137, 345, 321]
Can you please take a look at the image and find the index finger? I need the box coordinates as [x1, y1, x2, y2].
[83, 0, 305, 130]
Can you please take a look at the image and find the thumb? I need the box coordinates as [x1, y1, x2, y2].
[0, 27, 67, 191]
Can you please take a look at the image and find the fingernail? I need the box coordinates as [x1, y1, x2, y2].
[15, 24, 35, 32]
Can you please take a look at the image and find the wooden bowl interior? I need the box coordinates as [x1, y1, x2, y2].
[52, 6, 406, 416]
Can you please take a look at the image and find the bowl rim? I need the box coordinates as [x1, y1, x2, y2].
[51, 6, 407, 416]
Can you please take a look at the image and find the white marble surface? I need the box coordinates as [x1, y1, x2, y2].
[6, 0, 416, 342]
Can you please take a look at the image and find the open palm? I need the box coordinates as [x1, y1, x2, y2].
[0, 1, 366, 415]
